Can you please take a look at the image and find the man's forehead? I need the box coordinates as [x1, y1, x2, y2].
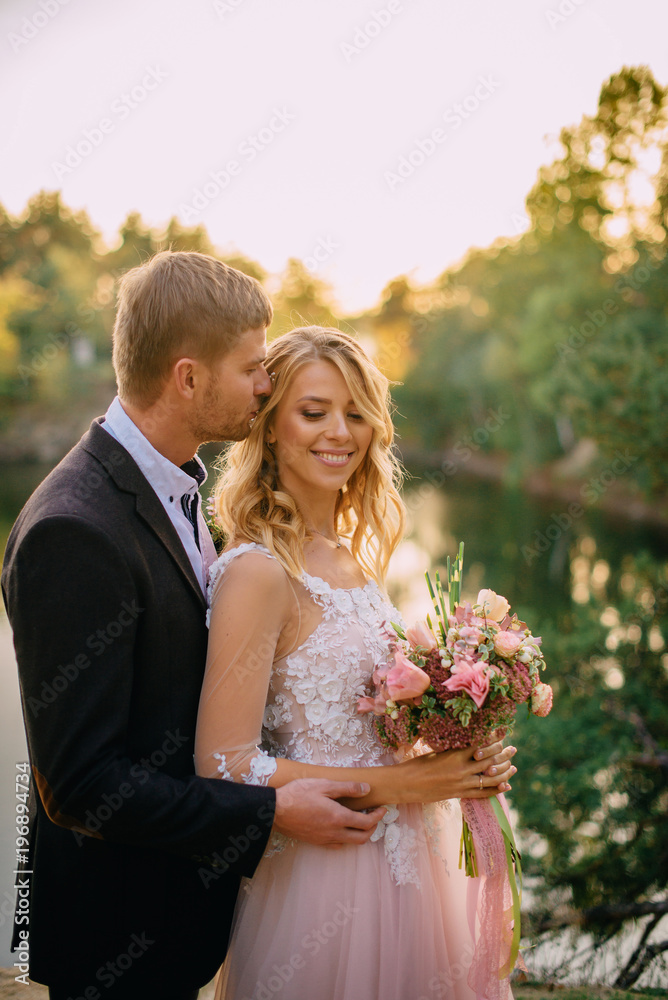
[229, 326, 267, 361]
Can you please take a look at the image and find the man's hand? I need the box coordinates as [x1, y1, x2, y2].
[273, 779, 387, 846]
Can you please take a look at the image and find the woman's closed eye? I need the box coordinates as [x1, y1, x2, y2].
[301, 410, 365, 421]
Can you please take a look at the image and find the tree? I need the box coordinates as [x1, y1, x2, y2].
[269, 257, 340, 337]
[512, 547, 668, 985]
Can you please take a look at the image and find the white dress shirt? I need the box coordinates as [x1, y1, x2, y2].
[101, 396, 217, 597]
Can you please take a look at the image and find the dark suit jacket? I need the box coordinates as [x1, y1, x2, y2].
[1, 418, 276, 992]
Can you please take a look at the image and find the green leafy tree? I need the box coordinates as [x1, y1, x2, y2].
[512, 548, 668, 986]
[269, 257, 340, 337]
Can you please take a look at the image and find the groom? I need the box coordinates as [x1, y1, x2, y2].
[1, 251, 386, 999]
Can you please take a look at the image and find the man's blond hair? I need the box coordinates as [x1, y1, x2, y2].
[112, 250, 273, 405]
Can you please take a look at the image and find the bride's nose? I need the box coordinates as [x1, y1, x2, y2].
[324, 411, 352, 441]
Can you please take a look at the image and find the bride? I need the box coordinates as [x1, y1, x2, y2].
[195, 326, 517, 1000]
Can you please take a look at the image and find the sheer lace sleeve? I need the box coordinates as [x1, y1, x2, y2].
[194, 545, 292, 787]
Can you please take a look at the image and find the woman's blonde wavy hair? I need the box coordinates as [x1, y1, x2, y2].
[213, 326, 406, 585]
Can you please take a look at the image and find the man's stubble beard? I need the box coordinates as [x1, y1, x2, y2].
[188, 376, 253, 446]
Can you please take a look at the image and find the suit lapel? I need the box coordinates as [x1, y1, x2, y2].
[81, 420, 207, 611]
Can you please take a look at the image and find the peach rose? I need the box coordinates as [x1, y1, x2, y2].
[493, 630, 523, 660]
[385, 649, 431, 701]
[405, 620, 438, 651]
[531, 682, 553, 717]
[477, 589, 511, 622]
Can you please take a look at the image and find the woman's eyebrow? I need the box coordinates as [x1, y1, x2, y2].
[296, 396, 357, 404]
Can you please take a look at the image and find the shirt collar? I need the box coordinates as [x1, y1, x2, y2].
[102, 396, 208, 500]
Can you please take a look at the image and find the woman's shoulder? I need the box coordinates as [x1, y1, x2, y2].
[206, 540, 293, 627]
[210, 538, 273, 577]
[208, 539, 289, 593]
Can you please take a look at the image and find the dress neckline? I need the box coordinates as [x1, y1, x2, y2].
[301, 570, 373, 595]
[216, 541, 375, 595]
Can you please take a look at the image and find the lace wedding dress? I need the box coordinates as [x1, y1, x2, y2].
[198, 543, 478, 1000]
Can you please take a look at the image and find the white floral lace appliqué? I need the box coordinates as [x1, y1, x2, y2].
[241, 749, 278, 787]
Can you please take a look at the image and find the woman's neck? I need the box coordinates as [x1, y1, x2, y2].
[284, 481, 339, 539]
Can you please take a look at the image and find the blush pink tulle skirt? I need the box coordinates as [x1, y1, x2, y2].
[215, 799, 481, 1000]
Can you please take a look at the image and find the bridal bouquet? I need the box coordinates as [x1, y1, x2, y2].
[358, 545, 552, 753]
[358, 543, 553, 998]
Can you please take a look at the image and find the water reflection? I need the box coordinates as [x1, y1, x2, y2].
[392, 472, 668, 629]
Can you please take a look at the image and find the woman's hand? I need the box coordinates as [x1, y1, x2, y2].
[406, 741, 517, 804]
[338, 740, 517, 810]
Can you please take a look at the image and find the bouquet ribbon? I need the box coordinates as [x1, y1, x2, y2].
[461, 794, 523, 1000]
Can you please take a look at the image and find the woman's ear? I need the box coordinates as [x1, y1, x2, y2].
[265, 427, 276, 445]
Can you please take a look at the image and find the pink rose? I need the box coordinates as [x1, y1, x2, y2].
[406, 621, 438, 651]
[493, 630, 523, 660]
[357, 693, 388, 716]
[444, 662, 490, 709]
[385, 649, 431, 701]
[477, 589, 511, 622]
[531, 682, 553, 717]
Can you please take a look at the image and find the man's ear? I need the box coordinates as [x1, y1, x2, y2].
[172, 358, 198, 397]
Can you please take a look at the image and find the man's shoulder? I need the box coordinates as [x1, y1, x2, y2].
[4, 420, 147, 558]
[19, 421, 141, 514]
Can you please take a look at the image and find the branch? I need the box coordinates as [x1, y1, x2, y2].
[530, 899, 668, 933]
[628, 752, 668, 770]
[604, 702, 668, 773]
[615, 936, 668, 989]
[614, 913, 662, 989]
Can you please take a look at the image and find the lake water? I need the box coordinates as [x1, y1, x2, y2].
[1, 459, 666, 974]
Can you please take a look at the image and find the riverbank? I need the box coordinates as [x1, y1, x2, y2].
[399, 440, 668, 534]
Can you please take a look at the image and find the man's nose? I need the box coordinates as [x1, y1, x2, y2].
[255, 365, 272, 396]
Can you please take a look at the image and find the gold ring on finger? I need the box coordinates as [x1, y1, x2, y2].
[479, 773, 483, 791]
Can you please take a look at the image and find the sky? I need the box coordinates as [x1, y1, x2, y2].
[2, 0, 668, 313]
